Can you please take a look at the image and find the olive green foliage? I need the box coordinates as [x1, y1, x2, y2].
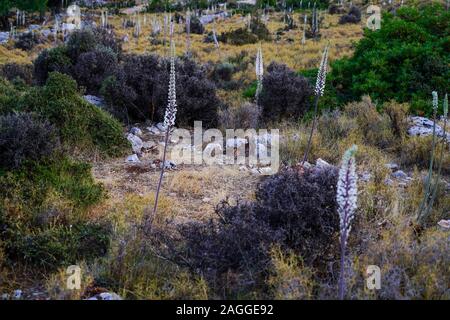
[17, 72, 129, 157]
[0, 157, 109, 270]
[330, 4, 450, 115]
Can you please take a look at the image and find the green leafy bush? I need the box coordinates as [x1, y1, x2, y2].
[218, 17, 271, 45]
[330, 4, 450, 115]
[34, 46, 73, 85]
[0, 156, 109, 270]
[20, 72, 129, 157]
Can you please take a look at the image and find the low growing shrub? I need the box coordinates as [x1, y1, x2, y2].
[0, 113, 59, 170]
[258, 62, 313, 122]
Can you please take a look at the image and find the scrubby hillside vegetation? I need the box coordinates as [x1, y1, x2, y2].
[0, 0, 449, 300]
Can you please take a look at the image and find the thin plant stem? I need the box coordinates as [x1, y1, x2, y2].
[417, 107, 437, 222]
[301, 94, 320, 166]
[145, 127, 171, 233]
[422, 119, 447, 222]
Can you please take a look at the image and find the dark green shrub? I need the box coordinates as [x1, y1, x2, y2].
[0, 78, 22, 114]
[66, 29, 97, 61]
[0, 154, 108, 271]
[102, 54, 221, 127]
[34, 28, 122, 86]
[1, 219, 110, 270]
[0, 157, 104, 216]
[331, 4, 450, 115]
[34, 46, 73, 85]
[259, 62, 313, 122]
[73, 46, 118, 94]
[218, 18, 270, 46]
[0, 113, 59, 170]
[21, 72, 129, 157]
[14, 31, 43, 51]
[188, 16, 204, 34]
[339, 6, 361, 24]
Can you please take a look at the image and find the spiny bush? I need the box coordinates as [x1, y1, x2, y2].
[14, 31, 43, 51]
[101, 54, 221, 127]
[34, 46, 73, 85]
[339, 6, 361, 24]
[349, 221, 450, 299]
[342, 96, 397, 150]
[219, 102, 261, 129]
[21, 72, 129, 157]
[34, 28, 122, 86]
[209, 62, 241, 90]
[171, 166, 339, 296]
[328, 4, 345, 14]
[0, 113, 59, 170]
[254, 167, 340, 267]
[258, 62, 313, 122]
[0, 63, 33, 85]
[0, 157, 104, 218]
[331, 4, 450, 115]
[188, 15, 204, 34]
[218, 18, 270, 45]
[73, 45, 118, 94]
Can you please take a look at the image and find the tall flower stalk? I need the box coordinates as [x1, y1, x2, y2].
[255, 44, 264, 99]
[301, 14, 307, 47]
[337, 145, 358, 300]
[185, 10, 191, 56]
[145, 22, 177, 233]
[417, 92, 448, 224]
[301, 44, 329, 166]
[212, 23, 220, 58]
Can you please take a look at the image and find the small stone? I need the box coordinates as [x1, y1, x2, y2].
[239, 166, 248, 171]
[392, 170, 408, 180]
[202, 197, 211, 203]
[0, 32, 9, 44]
[301, 161, 313, 169]
[316, 158, 332, 168]
[127, 133, 144, 154]
[13, 290, 22, 299]
[130, 127, 142, 136]
[148, 126, 161, 135]
[160, 160, 176, 170]
[156, 122, 167, 132]
[385, 163, 399, 171]
[142, 141, 156, 150]
[87, 292, 122, 300]
[83, 95, 105, 108]
[384, 178, 394, 186]
[259, 167, 275, 175]
[437, 219, 450, 229]
[125, 154, 140, 163]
